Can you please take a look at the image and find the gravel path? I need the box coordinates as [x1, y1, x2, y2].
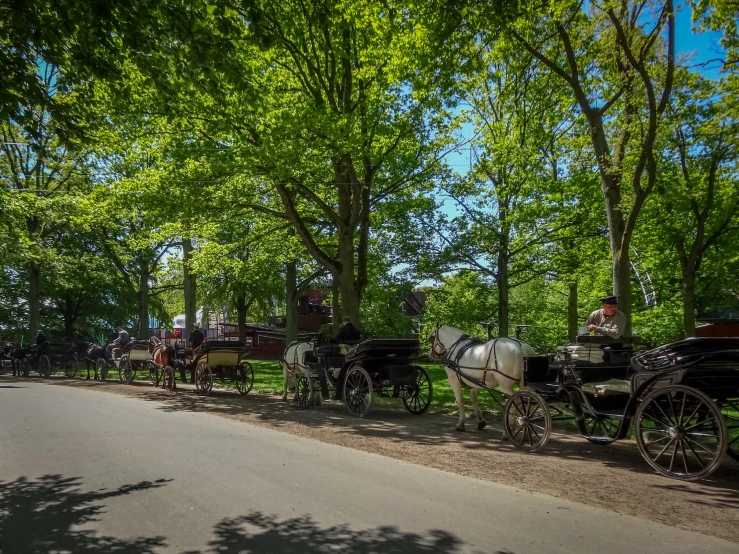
[22, 375, 739, 543]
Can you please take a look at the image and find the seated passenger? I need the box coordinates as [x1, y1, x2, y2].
[585, 296, 626, 340]
[111, 326, 130, 360]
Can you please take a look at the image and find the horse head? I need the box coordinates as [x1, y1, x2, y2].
[148, 336, 162, 353]
[428, 324, 468, 360]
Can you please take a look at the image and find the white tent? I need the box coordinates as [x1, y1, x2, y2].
[172, 308, 204, 329]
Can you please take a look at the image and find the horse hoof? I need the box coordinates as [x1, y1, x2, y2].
[477, 421, 487, 431]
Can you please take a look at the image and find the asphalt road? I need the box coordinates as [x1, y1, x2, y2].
[0, 379, 736, 554]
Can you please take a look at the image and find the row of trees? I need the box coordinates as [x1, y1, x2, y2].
[1, 0, 738, 350]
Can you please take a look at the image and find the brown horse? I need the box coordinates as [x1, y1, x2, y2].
[148, 337, 178, 388]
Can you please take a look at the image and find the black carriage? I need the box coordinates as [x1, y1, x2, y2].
[299, 338, 433, 417]
[32, 341, 79, 378]
[181, 341, 255, 396]
[505, 335, 739, 481]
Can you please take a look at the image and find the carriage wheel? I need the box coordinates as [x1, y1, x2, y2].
[504, 391, 552, 453]
[64, 355, 78, 379]
[720, 399, 739, 463]
[582, 413, 620, 445]
[402, 366, 433, 415]
[296, 374, 312, 408]
[120, 357, 135, 384]
[37, 355, 51, 378]
[163, 366, 176, 392]
[235, 361, 254, 395]
[96, 358, 108, 381]
[195, 362, 213, 395]
[149, 365, 159, 385]
[343, 366, 373, 417]
[635, 385, 727, 481]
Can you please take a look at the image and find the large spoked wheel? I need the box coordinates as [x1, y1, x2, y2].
[402, 366, 433, 415]
[149, 365, 159, 385]
[64, 355, 78, 379]
[236, 361, 254, 395]
[504, 391, 552, 453]
[96, 358, 108, 381]
[37, 355, 51, 378]
[720, 399, 739, 463]
[163, 366, 176, 392]
[635, 385, 727, 481]
[582, 413, 620, 445]
[296, 373, 312, 408]
[343, 366, 373, 418]
[120, 357, 135, 384]
[195, 362, 213, 395]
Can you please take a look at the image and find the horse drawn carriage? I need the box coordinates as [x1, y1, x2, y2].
[176, 341, 255, 396]
[284, 338, 433, 417]
[39, 341, 81, 378]
[95, 340, 152, 383]
[502, 335, 739, 481]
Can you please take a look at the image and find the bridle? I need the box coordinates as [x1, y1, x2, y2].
[429, 325, 471, 362]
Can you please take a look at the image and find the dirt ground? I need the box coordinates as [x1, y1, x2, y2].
[23, 376, 739, 543]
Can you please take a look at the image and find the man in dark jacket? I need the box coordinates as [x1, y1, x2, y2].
[334, 317, 360, 343]
[189, 326, 205, 350]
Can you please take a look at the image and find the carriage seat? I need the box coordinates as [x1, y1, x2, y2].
[581, 378, 631, 396]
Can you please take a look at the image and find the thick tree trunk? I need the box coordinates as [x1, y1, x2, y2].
[682, 273, 696, 338]
[28, 260, 40, 343]
[236, 293, 247, 343]
[63, 292, 76, 340]
[337, 230, 361, 326]
[286, 261, 298, 345]
[568, 282, 579, 342]
[332, 280, 341, 333]
[497, 247, 509, 339]
[137, 266, 150, 339]
[182, 238, 197, 338]
[613, 250, 631, 336]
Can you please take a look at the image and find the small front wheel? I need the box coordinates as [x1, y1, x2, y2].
[64, 355, 78, 379]
[296, 373, 312, 408]
[120, 357, 135, 384]
[504, 391, 552, 453]
[236, 361, 254, 395]
[343, 366, 373, 417]
[402, 366, 433, 415]
[195, 362, 213, 395]
[37, 355, 51, 378]
[163, 366, 176, 392]
[96, 358, 108, 381]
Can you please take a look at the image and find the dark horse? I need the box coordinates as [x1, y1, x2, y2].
[1, 343, 31, 376]
[76, 341, 110, 380]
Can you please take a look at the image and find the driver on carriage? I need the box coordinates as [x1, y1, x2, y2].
[111, 326, 130, 360]
[585, 296, 626, 340]
[334, 316, 360, 355]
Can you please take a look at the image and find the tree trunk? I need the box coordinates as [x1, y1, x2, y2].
[568, 282, 578, 342]
[63, 292, 76, 340]
[182, 238, 197, 338]
[332, 279, 341, 333]
[28, 260, 40, 343]
[682, 272, 696, 338]
[286, 261, 298, 345]
[497, 246, 509, 339]
[337, 230, 361, 326]
[137, 265, 150, 339]
[236, 293, 247, 343]
[613, 250, 631, 336]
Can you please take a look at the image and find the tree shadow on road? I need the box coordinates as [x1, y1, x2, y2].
[0, 474, 170, 553]
[182, 511, 511, 554]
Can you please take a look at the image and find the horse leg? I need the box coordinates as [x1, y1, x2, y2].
[445, 366, 467, 432]
[470, 388, 487, 430]
[280, 365, 289, 401]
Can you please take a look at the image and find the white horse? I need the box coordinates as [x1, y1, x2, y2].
[280, 341, 314, 402]
[429, 324, 537, 432]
